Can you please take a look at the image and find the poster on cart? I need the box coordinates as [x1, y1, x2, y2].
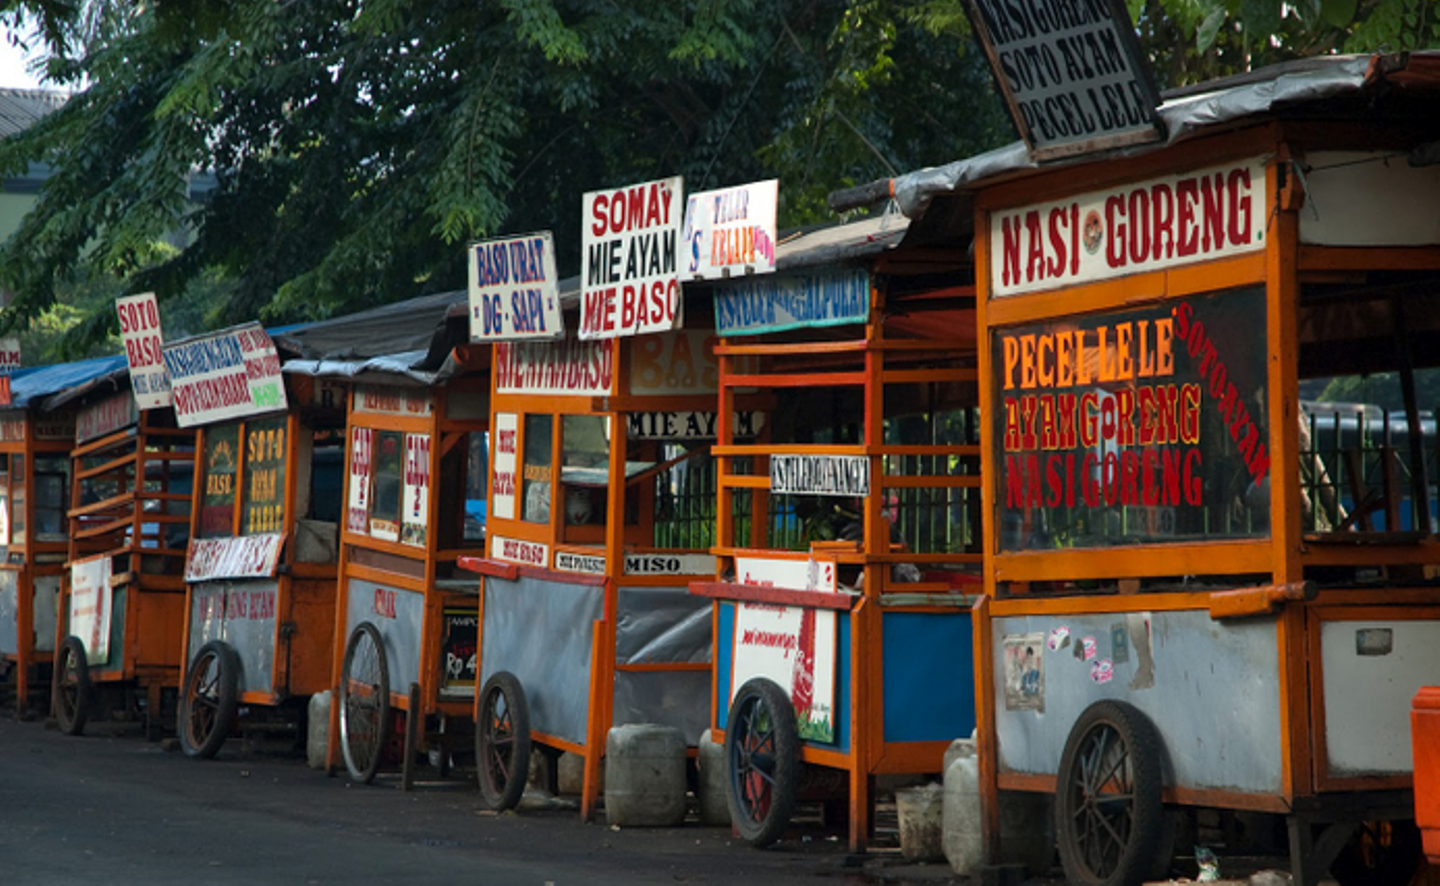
[116, 292, 173, 410]
[401, 433, 431, 547]
[731, 602, 837, 743]
[164, 322, 287, 427]
[681, 179, 778, 280]
[185, 533, 283, 582]
[492, 413, 518, 520]
[346, 426, 372, 535]
[468, 231, 563, 342]
[69, 553, 112, 666]
[580, 175, 684, 340]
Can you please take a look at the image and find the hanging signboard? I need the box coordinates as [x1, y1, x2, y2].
[490, 534, 549, 568]
[494, 338, 613, 396]
[440, 608, 479, 697]
[990, 158, 1266, 298]
[401, 432, 431, 547]
[163, 323, 287, 427]
[555, 550, 606, 576]
[492, 413, 518, 520]
[682, 179, 778, 280]
[77, 391, 138, 443]
[962, 0, 1163, 161]
[346, 426, 373, 535]
[993, 285, 1268, 552]
[468, 231, 563, 342]
[731, 602, 837, 743]
[714, 268, 870, 337]
[580, 175, 684, 340]
[353, 385, 433, 417]
[69, 553, 112, 666]
[770, 454, 871, 497]
[184, 533, 284, 582]
[0, 337, 18, 407]
[625, 410, 764, 440]
[115, 292, 173, 410]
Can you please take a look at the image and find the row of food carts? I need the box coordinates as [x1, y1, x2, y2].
[0, 50, 1436, 886]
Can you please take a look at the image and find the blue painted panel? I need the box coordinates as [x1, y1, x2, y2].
[715, 601, 734, 730]
[831, 612, 851, 752]
[882, 610, 974, 743]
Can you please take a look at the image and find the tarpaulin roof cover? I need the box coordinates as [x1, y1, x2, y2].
[890, 52, 1440, 221]
[4, 355, 128, 411]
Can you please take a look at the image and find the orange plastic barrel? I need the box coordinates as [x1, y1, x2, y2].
[1414, 687, 1440, 866]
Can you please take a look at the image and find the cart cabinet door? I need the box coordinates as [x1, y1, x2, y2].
[1318, 612, 1440, 782]
[993, 609, 1284, 796]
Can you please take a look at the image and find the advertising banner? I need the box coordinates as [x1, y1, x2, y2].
[69, 553, 112, 666]
[468, 231, 563, 341]
[184, 533, 284, 582]
[580, 176, 684, 339]
[681, 179, 778, 280]
[731, 602, 837, 743]
[494, 338, 613, 396]
[163, 323, 287, 427]
[714, 268, 869, 336]
[116, 292, 173, 410]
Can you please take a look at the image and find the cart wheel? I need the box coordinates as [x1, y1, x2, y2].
[1330, 819, 1422, 886]
[475, 671, 531, 811]
[53, 636, 91, 736]
[1055, 700, 1165, 886]
[724, 677, 798, 848]
[339, 622, 391, 784]
[178, 641, 240, 759]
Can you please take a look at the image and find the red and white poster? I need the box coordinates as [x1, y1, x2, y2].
[490, 534, 548, 568]
[580, 176, 684, 340]
[401, 433, 431, 547]
[69, 553, 113, 666]
[491, 413, 518, 520]
[731, 602, 836, 743]
[115, 292, 172, 410]
[346, 426, 372, 535]
[681, 179, 778, 280]
[184, 533, 283, 582]
[163, 323, 287, 426]
[493, 338, 613, 396]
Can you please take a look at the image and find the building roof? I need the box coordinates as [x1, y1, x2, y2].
[0, 87, 66, 140]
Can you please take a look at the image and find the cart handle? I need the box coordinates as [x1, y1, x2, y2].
[1208, 581, 1315, 620]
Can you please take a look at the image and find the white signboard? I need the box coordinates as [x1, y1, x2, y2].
[555, 550, 606, 575]
[580, 176, 684, 340]
[731, 602, 837, 743]
[163, 323, 287, 427]
[682, 180, 778, 280]
[491, 413, 518, 520]
[0, 337, 16, 407]
[468, 231, 563, 341]
[494, 338, 614, 396]
[353, 385, 433, 417]
[77, 391, 138, 443]
[69, 553, 112, 666]
[770, 455, 871, 497]
[115, 292, 172, 410]
[184, 533, 284, 582]
[964, 0, 1161, 160]
[733, 554, 837, 594]
[625, 410, 763, 440]
[490, 534, 549, 568]
[346, 426, 372, 535]
[401, 433, 430, 547]
[714, 269, 870, 337]
[990, 158, 1267, 298]
[624, 552, 717, 576]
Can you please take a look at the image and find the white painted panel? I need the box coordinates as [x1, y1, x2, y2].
[1300, 151, 1440, 246]
[1321, 617, 1440, 776]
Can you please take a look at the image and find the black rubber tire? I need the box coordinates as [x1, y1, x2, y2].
[724, 677, 799, 847]
[474, 671, 531, 811]
[52, 636, 91, 736]
[1054, 700, 1166, 886]
[339, 622, 391, 784]
[177, 641, 240, 759]
[1330, 819, 1422, 886]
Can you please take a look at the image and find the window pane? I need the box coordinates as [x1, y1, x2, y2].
[522, 414, 553, 524]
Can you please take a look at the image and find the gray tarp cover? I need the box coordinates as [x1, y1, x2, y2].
[612, 586, 712, 745]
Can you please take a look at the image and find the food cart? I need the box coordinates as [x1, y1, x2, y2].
[172, 323, 347, 758]
[52, 382, 195, 739]
[0, 361, 110, 716]
[882, 53, 1440, 885]
[314, 289, 491, 785]
[687, 215, 984, 850]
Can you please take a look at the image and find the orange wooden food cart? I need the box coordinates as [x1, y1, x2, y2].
[886, 53, 1440, 885]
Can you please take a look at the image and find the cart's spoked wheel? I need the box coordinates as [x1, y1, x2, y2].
[1055, 700, 1165, 886]
[1330, 819, 1422, 886]
[724, 678, 798, 848]
[475, 671, 531, 811]
[53, 636, 91, 736]
[339, 622, 391, 784]
[178, 641, 240, 759]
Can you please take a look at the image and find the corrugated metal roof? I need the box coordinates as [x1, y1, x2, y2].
[0, 87, 66, 140]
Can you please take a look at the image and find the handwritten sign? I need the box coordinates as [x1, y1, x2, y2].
[625, 410, 763, 440]
[77, 391, 138, 443]
[401, 433, 430, 547]
[555, 550, 606, 575]
[990, 158, 1266, 298]
[184, 533, 284, 582]
[490, 534, 548, 568]
[163, 323, 287, 427]
[714, 269, 869, 336]
[963, 0, 1161, 160]
[731, 602, 836, 743]
[770, 455, 870, 497]
[580, 176, 684, 339]
[492, 413, 518, 520]
[682, 180, 778, 280]
[346, 426, 372, 535]
[69, 554, 112, 666]
[494, 338, 613, 396]
[468, 231, 563, 341]
[116, 292, 172, 410]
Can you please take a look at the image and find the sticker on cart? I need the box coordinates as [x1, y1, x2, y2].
[1110, 623, 1129, 664]
[1046, 625, 1070, 651]
[731, 602, 836, 743]
[1079, 636, 1098, 661]
[1002, 633, 1045, 713]
[1090, 659, 1114, 684]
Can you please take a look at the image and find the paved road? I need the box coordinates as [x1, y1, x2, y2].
[0, 716, 968, 885]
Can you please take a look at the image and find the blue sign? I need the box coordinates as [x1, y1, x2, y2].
[714, 268, 869, 336]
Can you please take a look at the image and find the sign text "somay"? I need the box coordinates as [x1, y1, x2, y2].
[581, 177, 683, 340]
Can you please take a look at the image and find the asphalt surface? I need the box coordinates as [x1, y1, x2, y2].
[0, 714, 978, 886]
